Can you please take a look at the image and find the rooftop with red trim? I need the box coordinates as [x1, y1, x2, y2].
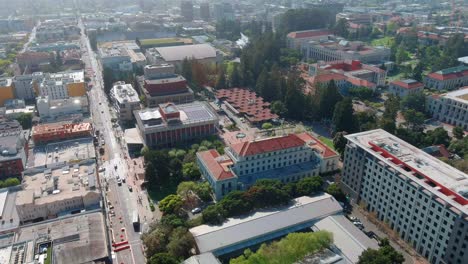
[287, 29, 332, 39]
[345, 129, 468, 210]
[426, 65, 468, 81]
[197, 149, 235, 181]
[390, 79, 424, 90]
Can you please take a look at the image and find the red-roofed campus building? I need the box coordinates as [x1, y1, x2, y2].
[197, 132, 339, 200]
[389, 79, 424, 97]
[216, 88, 278, 124]
[286, 29, 332, 57]
[424, 65, 468, 91]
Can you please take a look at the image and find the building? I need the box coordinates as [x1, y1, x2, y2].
[13, 74, 40, 101]
[110, 82, 140, 121]
[389, 79, 424, 98]
[35, 22, 80, 43]
[215, 88, 279, 124]
[4, 105, 35, 119]
[16, 161, 100, 223]
[307, 38, 390, 64]
[424, 65, 468, 91]
[426, 87, 468, 130]
[336, 13, 372, 25]
[197, 132, 339, 200]
[0, 120, 22, 134]
[142, 64, 194, 107]
[146, 44, 219, 69]
[36, 95, 89, 120]
[200, 2, 210, 21]
[303, 60, 386, 94]
[99, 41, 146, 72]
[0, 131, 27, 179]
[31, 123, 93, 144]
[341, 129, 468, 264]
[135, 102, 218, 148]
[29, 41, 80, 52]
[31, 138, 96, 168]
[286, 29, 332, 57]
[212, 2, 234, 21]
[37, 71, 86, 100]
[16, 52, 53, 72]
[181, 0, 194, 22]
[0, 78, 15, 107]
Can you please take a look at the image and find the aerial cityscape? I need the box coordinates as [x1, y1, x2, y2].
[0, 0, 467, 264]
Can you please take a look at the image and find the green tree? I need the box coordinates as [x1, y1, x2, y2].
[326, 183, 346, 202]
[166, 227, 194, 259]
[383, 94, 400, 120]
[193, 182, 212, 202]
[333, 132, 348, 158]
[317, 80, 343, 120]
[181, 58, 192, 82]
[401, 92, 426, 113]
[334, 18, 349, 38]
[244, 184, 290, 208]
[270, 101, 287, 116]
[332, 98, 357, 134]
[380, 118, 396, 134]
[448, 136, 468, 157]
[158, 194, 183, 215]
[261, 123, 273, 130]
[402, 109, 426, 131]
[296, 176, 323, 196]
[348, 87, 374, 100]
[202, 204, 226, 225]
[412, 62, 423, 82]
[395, 46, 410, 64]
[255, 68, 269, 96]
[229, 63, 241, 88]
[15, 113, 33, 129]
[284, 72, 306, 120]
[148, 253, 179, 264]
[214, 66, 227, 90]
[3, 178, 20, 187]
[182, 162, 200, 180]
[358, 239, 404, 264]
[452, 126, 464, 140]
[425, 127, 450, 146]
[219, 191, 253, 216]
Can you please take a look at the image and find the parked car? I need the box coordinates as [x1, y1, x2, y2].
[191, 207, 202, 214]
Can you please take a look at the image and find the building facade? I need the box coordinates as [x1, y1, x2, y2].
[37, 71, 86, 100]
[31, 123, 93, 144]
[110, 82, 140, 121]
[13, 74, 39, 101]
[197, 133, 339, 200]
[36, 95, 89, 120]
[426, 87, 468, 130]
[0, 131, 27, 179]
[341, 129, 468, 264]
[389, 79, 424, 98]
[135, 102, 218, 148]
[424, 66, 468, 91]
[286, 29, 332, 57]
[0, 78, 15, 106]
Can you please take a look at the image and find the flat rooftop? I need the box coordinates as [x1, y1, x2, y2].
[345, 129, 468, 211]
[189, 194, 342, 254]
[15, 212, 109, 264]
[111, 83, 140, 104]
[154, 44, 216, 62]
[31, 137, 95, 168]
[442, 86, 468, 103]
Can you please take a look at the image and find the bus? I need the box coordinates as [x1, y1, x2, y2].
[132, 211, 140, 231]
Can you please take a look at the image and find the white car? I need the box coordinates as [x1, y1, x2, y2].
[98, 167, 105, 172]
[191, 207, 202, 214]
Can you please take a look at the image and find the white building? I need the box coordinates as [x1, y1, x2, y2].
[426, 87, 468, 130]
[36, 95, 89, 120]
[12, 73, 42, 101]
[37, 71, 86, 100]
[341, 129, 468, 264]
[110, 82, 140, 121]
[197, 133, 339, 200]
[389, 79, 424, 98]
[146, 44, 220, 69]
[286, 29, 333, 57]
[424, 66, 468, 91]
[16, 161, 101, 223]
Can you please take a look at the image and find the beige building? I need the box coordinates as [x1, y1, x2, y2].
[16, 161, 101, 223]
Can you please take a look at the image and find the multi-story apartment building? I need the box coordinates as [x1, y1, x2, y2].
[32, 123, 93, 144]
[307, 39, 390, 64]
[424, 66, 468, 91]
[426, 87, 468, 130]
[16, 161, 101, 224]
[13, 73, 41, 101]
[37, 71, 87, 100]
[135, 102, 218, 148]
[110, 82, 140, 121]
[180, 0, 194, 21]
[197, 133, 339, 200]
[389, 79, 424, 98]
[341, 129, 468, 264]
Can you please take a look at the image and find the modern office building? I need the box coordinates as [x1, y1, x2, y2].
[181, 1, 194, 22]
[306, 38, 390, 64]
[212, 2, 234, 21]
[36, 95, 89, 120]
[197, 132, 339, 200]
[426, 87, 468, 130]
[0, 130, 27, 179]
[424, 65, 468, 91]
[31, 123, 93, 144]
[16, 161, 101, 223]
[0, 78, 15, 106]
[341, 129, 468, 264]
[142, 64, 194, 107]
[110, 82, 140, 121]
[389, 79, 424, 98]
[135, 101, 218, 148]
[37, 71, 86, 100]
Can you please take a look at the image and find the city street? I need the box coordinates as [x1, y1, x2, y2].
[78, 18, 155, 264]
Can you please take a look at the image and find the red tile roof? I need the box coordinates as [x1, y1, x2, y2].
[287, 30, 332, 39]
[197, 149, 235, 181]
[314, 73, 347, 83]
[390, 80, 424, 90]
[347, 77, 376, 88]
[427, 70, 468, 81]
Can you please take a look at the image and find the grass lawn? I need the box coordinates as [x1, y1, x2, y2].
[318, 136, 335, 150]
[140, 38, 188, 47]
[371, 36, 394, 47]
[44, 247, 52, 264]
[148, 181, 178, 202]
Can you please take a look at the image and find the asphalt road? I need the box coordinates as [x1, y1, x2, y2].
[78, 18, 147, 264]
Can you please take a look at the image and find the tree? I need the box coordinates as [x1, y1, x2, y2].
[425, 127, 450, 146]
[166, 227, 194, 259]
[358, 239, 404, 264]
[348, 87, 374, 100]
[158, 194, 183, 215]
[296, 176, 323, 196]
[182, 162, 201, 180]
[219, 191, 253, 216]
[401, 92, 425, 113]
[395, 46, 409, 64]
[261, 123, 273, 130]
[214, 66, 227, 90]
[176, 181, 197, 200]
[148, 253, 178, 264]
[244, 184, 289, 208]
[271, 101, 287, 116]
[332, 98, 357, 134]
[333, 132, 348, 158]
[334, 18, 349, 38]
[202, 204, 226, 225]
[255, 68, 269, 96]
[229, 63, 241, 87]
[412, 61, 423, 82]
[326, 183, 346, 202]
[380, 118, 396, 134]
[284, 72, 307, 120]
[452, 126, 464, 140]
[402, 109, 426, 131]
[15, 113, 33, 129]
[317, 80, 343, 120]
[383, 94, 400, 120]
[193, 182, 212, 202]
